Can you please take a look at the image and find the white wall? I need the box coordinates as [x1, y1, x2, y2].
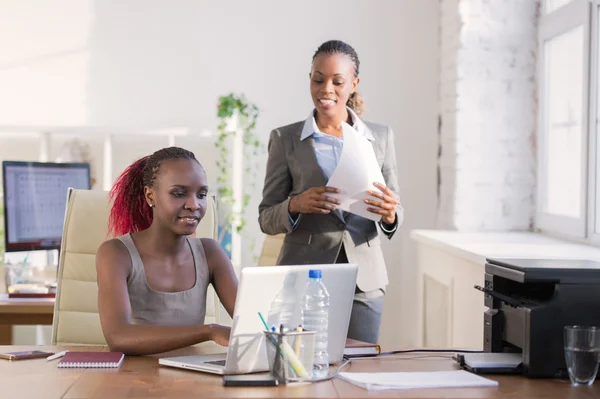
[438, 0, 538, 231]
[0, 0, 439, 349]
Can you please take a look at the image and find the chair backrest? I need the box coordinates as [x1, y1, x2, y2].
[257, 234, 285, 266]
[51, 189, 222, 345]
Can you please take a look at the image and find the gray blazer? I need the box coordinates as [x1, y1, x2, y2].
[258, 119, 402, 292]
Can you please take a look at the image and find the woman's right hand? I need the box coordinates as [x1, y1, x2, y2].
[209, 324, 231, 347]
[289, 186, 341, 214]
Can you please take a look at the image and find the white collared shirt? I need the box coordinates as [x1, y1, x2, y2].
[300, 107, 374, 181]
[300, 107, 374, 141]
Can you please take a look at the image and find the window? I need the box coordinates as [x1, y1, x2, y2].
[593, 5, 600, 236]
[537, 0, 591, 239]
[545, 0, 574, 14]
[542, 26, 584, 219]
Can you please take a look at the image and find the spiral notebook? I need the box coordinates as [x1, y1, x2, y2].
[57, 352, 125, 368]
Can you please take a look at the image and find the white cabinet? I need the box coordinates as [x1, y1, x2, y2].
[411, 230, 600, 351]
[415, 239, 485, 349]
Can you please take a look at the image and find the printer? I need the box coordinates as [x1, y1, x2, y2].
[481, 258, 600, 378]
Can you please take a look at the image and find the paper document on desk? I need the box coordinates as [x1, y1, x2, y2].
[338, 370, 499, 390]
[326, 124, 385, 222]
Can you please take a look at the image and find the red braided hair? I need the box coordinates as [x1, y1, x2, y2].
[108, 156, 153, 236]
[108, 146, 200, 236]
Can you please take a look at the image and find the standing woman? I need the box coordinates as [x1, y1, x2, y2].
[258, 40, 403, 344]
[96, 147, 238, 355]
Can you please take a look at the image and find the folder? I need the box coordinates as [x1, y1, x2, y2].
[344, 338, 381, 358]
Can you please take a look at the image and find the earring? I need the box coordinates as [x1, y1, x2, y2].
[149, 203, 154, 208]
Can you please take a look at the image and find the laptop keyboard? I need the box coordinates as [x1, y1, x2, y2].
[205, 360, 226, 366]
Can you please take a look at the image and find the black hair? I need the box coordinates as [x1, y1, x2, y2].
[312, 40, 364, 116]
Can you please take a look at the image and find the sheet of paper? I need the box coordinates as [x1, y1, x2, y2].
[326, 123, 385, 222]
[337, 370, 499, 391]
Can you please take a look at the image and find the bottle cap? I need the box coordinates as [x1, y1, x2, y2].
[309, 269, 322, 279]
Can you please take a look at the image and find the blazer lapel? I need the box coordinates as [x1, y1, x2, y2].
[293, 128, 345, 224]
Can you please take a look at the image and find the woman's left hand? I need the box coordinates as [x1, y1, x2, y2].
[365, 182, 399, 225]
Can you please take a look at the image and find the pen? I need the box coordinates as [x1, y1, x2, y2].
[46, 350, 68, 361]
[258, 312, 271, 332]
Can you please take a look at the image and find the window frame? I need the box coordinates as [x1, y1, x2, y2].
[587, 2, 600, 243]
[537, 0, 591, 239]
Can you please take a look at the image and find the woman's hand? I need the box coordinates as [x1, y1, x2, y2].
[289, 186, 341, 215]
[210, 324, 232, 347]
[365, 182, 399, 225]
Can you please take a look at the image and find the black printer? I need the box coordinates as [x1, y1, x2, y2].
[481, 258, 600, 378]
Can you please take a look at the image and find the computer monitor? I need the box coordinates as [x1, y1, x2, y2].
[2, 161, 91, 252]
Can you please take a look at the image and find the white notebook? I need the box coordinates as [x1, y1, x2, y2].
[338, 370, 499, 390]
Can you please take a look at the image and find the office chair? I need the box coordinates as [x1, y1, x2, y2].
[257, 234, 285, 266]
[51, 189, 224, 345]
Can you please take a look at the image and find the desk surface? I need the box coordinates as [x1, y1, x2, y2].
[1, 346, 598, 399]
[0, 293, 55, 314]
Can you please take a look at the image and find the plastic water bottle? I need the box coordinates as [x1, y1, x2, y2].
[267, 273, 299, 329]
[301, 269, 330, 378]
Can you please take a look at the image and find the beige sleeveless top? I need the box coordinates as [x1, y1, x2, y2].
[117, 234, 210, 326]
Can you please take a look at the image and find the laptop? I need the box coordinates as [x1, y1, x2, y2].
[159, 263, 358, 375]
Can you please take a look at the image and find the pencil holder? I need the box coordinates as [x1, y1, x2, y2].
[263, 329, 316, 383]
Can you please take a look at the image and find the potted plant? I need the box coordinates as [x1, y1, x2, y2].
[214, 93, 263, 264]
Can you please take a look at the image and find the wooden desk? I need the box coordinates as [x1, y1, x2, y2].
[0, 295, 55, 344]
[1, 345, 598, 398]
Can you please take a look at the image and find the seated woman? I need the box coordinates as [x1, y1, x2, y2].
[96, 146, 238, 355]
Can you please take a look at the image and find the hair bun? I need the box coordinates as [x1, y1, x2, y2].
[347, 91, 365, 117]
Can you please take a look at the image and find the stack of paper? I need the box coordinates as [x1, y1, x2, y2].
[327, 123, 386, 222]
[338, 370, 499, 390]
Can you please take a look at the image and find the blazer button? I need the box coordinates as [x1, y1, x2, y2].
[338, 223, 345, 229]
